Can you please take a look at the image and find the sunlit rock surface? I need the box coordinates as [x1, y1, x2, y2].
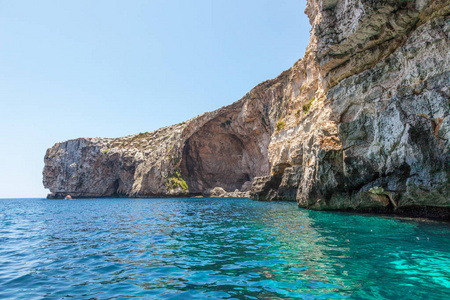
[44, 0, 449, 217]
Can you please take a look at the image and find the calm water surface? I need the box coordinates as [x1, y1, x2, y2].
[0, 198, 449, 299]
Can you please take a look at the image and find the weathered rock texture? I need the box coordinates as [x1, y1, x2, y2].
[43, 84, 276, 198]
[44, 0, 449, 216]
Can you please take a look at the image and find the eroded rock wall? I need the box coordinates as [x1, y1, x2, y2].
[43, 69, 298, 198]
[255, 0, 450, 212]
[43, 0, 449, 216]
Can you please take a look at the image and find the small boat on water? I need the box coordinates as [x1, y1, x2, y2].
[65, 195, 73, 200]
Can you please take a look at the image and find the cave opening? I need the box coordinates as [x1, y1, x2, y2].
[181, 119, 269, 194]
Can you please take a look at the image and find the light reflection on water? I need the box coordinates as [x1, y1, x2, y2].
[0, 198, 449, 299]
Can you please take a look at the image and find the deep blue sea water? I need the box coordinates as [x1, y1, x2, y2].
[0, 198, 449, 299]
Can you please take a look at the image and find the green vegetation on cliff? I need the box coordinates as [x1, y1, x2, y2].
[276, 118, 285, 132]
[302, 96, 314, 114]
[165, 170, 188, 191]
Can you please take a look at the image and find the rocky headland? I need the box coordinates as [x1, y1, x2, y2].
[43, 0, 449, 218]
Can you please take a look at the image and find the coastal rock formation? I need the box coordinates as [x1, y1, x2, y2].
[43, 79, 280, 198]
[43, 0, 449, 216]
[266, 0, 450, 212]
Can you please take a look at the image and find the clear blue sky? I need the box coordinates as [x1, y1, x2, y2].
[0, 0, 310, 198]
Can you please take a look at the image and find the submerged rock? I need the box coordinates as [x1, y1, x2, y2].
[43, 0, 449, 218]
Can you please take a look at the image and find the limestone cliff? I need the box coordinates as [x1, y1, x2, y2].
[257, 0, 450, 214]
[44, 0, 449, 216]
[43, 78, 281, 198]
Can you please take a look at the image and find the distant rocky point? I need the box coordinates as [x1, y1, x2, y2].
[43, 0, 450, 218]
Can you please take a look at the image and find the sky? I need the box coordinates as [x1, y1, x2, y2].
[0, 0, 311, 198]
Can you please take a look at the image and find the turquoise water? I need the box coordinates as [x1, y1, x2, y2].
[0, 198, 449, 299]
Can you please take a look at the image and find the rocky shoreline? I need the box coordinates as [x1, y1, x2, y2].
[43, 0, 449, 218]
[46, 192, 450, 221]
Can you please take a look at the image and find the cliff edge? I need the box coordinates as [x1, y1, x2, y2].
[44, 0, 449, 217]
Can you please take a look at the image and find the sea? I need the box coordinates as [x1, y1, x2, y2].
[0, 198, 449, 299]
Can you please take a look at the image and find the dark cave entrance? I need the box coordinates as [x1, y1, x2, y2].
[181, 120, 269, 194]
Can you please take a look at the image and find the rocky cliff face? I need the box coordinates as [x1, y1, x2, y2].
[253, 0, 450, 215]
[44, 0, 449, 216]
[43, 75, 287, 198]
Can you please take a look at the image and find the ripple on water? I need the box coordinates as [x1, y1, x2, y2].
[0, 198, 449, 299]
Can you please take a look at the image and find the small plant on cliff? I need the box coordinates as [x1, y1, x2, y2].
[165, 170, 188, 191]
[302, 96, 315, 114]
[221, 119, 232, 128]
[131, 132, 149, 142]
[276, 118, 285, 132]
[102, 149, 109, 156]
[261, 117, 268, 126]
